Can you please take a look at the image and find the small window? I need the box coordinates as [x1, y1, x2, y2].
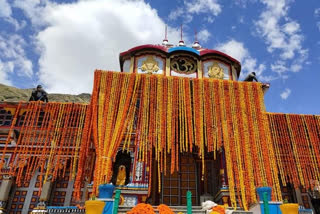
[0, 108, 13, 126]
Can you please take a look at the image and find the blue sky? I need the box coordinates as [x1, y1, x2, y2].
[0, 0, 319, 114]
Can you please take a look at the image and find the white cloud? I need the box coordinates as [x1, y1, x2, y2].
[168, 8, 184, 21]
[168, 0, 221, 23]
[316, 9, 320, 32]
[197, 29, 211, 43]
[0, 60, 13, 85]
[239, 16, 244, 23]
[215, 39, 276, 81]
[0, 0, 25, 30]
[271, 60, 288, 75]
[234, 0, 257, 8]
[315, 8, 320, 17]
[13, 0, 54, 27]
[280, 88, 291, 100]
[290, 48, 308, 72]
[255, 0, 307, 74]
[205, 16, 214, 23]
[34, 0, 182, 94]
[185, 0, 221, 16]
[282, 21, 300, 35]
[0, 0, 11, 18]
[0, 34, 33, 85]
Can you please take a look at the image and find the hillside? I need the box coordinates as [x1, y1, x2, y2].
[0, 83, 91, 103]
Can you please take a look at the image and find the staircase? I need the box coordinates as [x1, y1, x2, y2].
[118, 205, 205, 214]
[118, 205, 253, 214]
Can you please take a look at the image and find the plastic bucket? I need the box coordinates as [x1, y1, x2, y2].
[85, 200, 105, 214]
[256, 186, 272, 201]
[280, 203, 299, 214]
[98, 184, 115, 198]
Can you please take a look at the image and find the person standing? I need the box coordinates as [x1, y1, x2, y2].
[29, 85, 48, 102]
[244, 72, 258, 82]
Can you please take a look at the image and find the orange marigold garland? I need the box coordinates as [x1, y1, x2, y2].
[127, 203, 155, 214]
[3, 70, 320, 209]
[267, 113, 320, 192]
[157, 204, 175, 214]
[0, 102, 91, 196]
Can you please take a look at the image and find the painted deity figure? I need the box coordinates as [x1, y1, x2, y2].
[140, 56, 160, 74]
[116, 165, 127, 186]
[208, 62, 224, 79]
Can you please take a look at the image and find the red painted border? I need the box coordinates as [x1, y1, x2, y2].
[120, 45, 168, 57]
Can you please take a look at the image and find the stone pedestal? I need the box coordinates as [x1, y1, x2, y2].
[0, 176, 13, 213]
[0, 176, 12, 201]
[40, 181, 52, 202]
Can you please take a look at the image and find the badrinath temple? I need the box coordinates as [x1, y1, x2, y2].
[0, 37, 319, 214]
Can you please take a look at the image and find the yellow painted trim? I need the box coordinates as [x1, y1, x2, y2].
[129, 57, 134, 73]
[165, 58, 170, 76]
[197, 60, 203, 79]
[3, 107, 16, 115]
[19, 109, 28, 116]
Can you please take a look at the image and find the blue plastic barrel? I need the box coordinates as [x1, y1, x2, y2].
[256, 186, 272, 201]
[99, 184, 115, 198]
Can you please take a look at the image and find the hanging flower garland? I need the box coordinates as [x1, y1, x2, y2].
[89, 70, 284, 210]
[0, 102, 92, 195]
[1, 70, 319, 210]
[267, 113, 320, 191]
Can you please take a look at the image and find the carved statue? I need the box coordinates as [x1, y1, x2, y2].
[140, 56, 160, 74]
[208, 62, 224, 79]
[116, 165, 127, 186]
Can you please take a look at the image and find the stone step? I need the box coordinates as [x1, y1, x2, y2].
[118, 205, 253, 214]
[118, 206, 205, 214]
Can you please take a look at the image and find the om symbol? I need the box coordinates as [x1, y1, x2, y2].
[171, 57, 197, 74]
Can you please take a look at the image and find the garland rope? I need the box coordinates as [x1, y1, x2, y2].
[89, 70, 284, 209]
[0, 102, 92, 195]
[0, 70, 319, 209]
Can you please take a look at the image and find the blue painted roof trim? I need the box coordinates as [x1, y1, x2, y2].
[168, 46, 199, 55]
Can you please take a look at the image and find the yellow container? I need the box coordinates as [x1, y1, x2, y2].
[279, 203, 299, 214]
[85, 200, 105, 214]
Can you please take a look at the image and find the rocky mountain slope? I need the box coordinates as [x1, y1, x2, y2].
[0, 83, 91, 103]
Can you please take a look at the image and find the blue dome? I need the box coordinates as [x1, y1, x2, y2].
[168, 46, 200, 55]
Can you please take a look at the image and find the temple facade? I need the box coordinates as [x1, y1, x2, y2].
[0, 39, 319, 214]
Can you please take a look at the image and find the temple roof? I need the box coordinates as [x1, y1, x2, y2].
[119, 44, 242, 77]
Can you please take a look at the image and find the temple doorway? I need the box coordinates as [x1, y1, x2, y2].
[197, 158, 221, 200]
[161, 154, 198, 205]
[154, 152, 221, 206]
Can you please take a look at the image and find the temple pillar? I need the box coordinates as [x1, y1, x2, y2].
[220, 148, 228, 188]
[294, 188, 303, 205]
[220, 169, 227, 188]
[0, 175, 13, 213]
